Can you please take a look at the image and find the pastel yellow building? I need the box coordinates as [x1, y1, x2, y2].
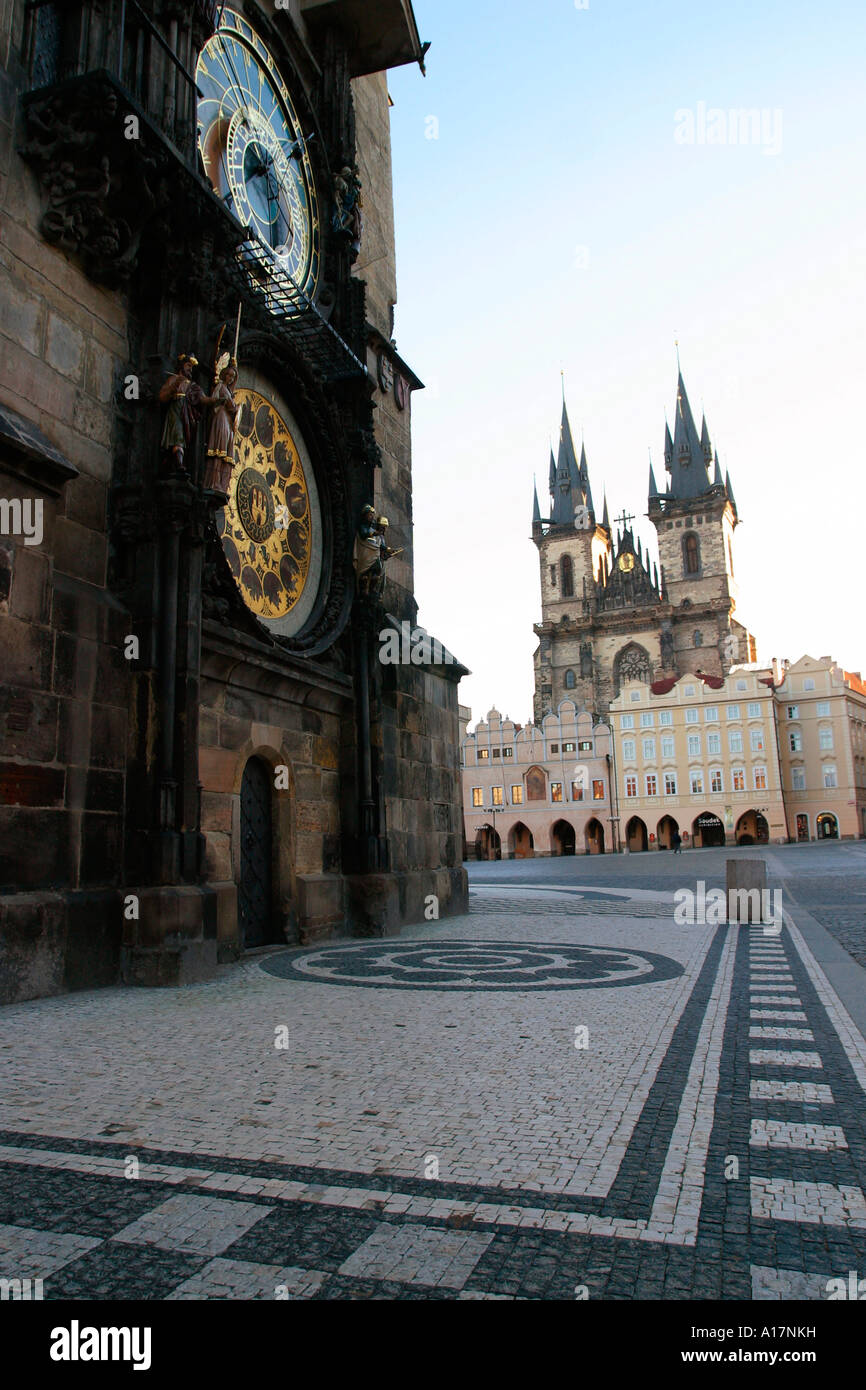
[608, 668, 787, 849]
[775, 655, 866, 842]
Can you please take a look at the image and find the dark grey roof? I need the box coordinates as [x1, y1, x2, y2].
[665, 371, 713, 499]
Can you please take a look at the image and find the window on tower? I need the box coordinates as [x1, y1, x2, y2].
[561, 554, 574, 597]
[564, 669, 576, 689]
[683, 533, 701, 575]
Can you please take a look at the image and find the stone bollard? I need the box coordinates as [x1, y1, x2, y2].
[726, 858, 768, 923]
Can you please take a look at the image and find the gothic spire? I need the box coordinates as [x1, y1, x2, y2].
[713, 452, 723, 487]
[648, 458, 661, 499]
[532, 479, 541, 525]
[602, 491, 610, 530]
[550, 397, 586, 525]
[725, 467, 737, 516]
[666, 370, 712, 498]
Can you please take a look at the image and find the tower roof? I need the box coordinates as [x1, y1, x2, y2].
[665, 370, 713, 499]
[549, 397, 595, 526]
[532, 479, 541, 525]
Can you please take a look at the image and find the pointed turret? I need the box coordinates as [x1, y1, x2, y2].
[548, 447, 556, 493]
[532, 479, 541, 526]
[602, 492, 610, 531]
[578, 440, 595, 518]
[725, 467, 737, 516]
[550, 397, 594, 526]
[666, 371, 712, 498]
[713, 453, 723, 488]
[648, 459, 661, 500]
[700, 414, 712, 464]
[664, 420, 673, 470]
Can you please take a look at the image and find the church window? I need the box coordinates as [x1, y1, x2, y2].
[564, 669, 576, 689]
[625, 775, 638, 798]
[622, 738, 636, 761]
[472, 788, 483, 807]
[561, 554, 574, 596]
[727, 538, 734, 573]
[550, 565, 557, 586]
[694, 631, 703, 647]
[614, 643, 652, 695]
[683, 533, 701, 574]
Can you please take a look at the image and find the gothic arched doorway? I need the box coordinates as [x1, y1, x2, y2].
[551, 820, 576, 856]
[657, 814, 679, 850]
[509, 822, 534, 858]
[736, 810, 769, 845]
[239, 756, 275, 948]
[626, 816, 648, 852]
[585, 818, 605, 855]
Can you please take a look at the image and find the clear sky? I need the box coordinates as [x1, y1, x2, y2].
[386, 0, 866, 728]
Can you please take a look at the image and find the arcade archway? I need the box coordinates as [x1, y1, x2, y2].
[551, 820, 576, 856]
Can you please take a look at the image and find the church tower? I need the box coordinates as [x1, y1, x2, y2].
[648, 370, 755, 674]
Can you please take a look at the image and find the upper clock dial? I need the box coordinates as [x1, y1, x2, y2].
[196, 8, 320, 304]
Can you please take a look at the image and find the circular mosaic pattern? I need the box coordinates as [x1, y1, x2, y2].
[260, 940, 683, 992]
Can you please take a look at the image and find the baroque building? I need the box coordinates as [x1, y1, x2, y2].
[0, 0, 467, 1004]
[532, 371, 757, 722]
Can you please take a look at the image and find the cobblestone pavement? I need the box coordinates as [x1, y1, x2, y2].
[1, 848, 865, 1301]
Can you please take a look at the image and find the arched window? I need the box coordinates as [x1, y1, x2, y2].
[560, 554, 574, 597]
[525, 766, 546, 801]
[614, 642, 652, 696]
[683, 532, 700, 575]
[694, 630, 703, 647]
[564, 669, 576, 689]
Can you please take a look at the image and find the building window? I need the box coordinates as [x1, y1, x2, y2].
[563, 741, 575, 752]
[819, 727, 834, 751]
[710, 768, 723, 793]
[823, 765, 837, 789]
[750, 729, 765, 753]
[683, 532, 701, 574]
[620, 715, 635, 730]
[472, 787, 483, 807]
[704, 706, 718, 722]
[694, 630, 703, 647]
[687, 734, 701, 757]
[622, 738, 636, 761]
[492, 786, 503, 805]
[817, 701, 830, 717]
[789, 730, 802, 752]
[646, 774, 658, 796]
[550, 565, 557, 586]
[592, 779, 605, 800]
[707, 732, 721, 755]
[564, 669, 576, 689]
[511, 785, 523, 804]
[630, 690, 641, 702]
[754, 767, 767, 791]
[804, 678, 815, 690]
[732, 767, 745, 791]
[729, 730, 743, 754]
[791, 767, 806, 791]
[786, 705, 799, 719]
[661, 735, 675, 758]
[571, 782, 584, 801]
[736, 679, 747, 691]
[625, 775, 638, 797]
[640, 712, 654, 727]
[561, 554, 574, 597]
[684, 684, 696, 696]
[478, 749, 489, 759]
[726, 704, 740, 719]
[526, 767, 546, 801]
[492, 748, 500, 758]
[550, 744, 559, 754]
[748, 701, 761, 718]
[642, 737, 656, 760]
[686, 708, 699, 724]
[664, 772, 677, 795]
[660, 711, 673, 726]
[690, 770, 704, 794]
[578, 740, 592, 751]
[551, 782, 563, 802]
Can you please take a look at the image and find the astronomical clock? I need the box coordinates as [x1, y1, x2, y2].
[196, 7, 321, 308]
